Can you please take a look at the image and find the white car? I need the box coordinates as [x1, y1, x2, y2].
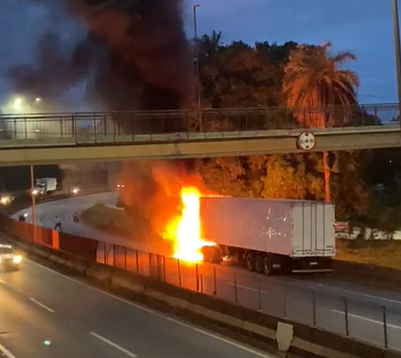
[0, 244, 22, 271]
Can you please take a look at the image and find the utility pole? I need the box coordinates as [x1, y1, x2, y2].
[392, 0, 401, 126]
[30, 165, 36, 246]
[193, 4, 202, 129]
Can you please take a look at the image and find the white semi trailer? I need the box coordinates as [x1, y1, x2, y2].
[200, 197, 335, 275]
[33, 178, 57, 196]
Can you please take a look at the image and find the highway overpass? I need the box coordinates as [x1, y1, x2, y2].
[0, 125, 399, 166]
[0, 108, 399, 166]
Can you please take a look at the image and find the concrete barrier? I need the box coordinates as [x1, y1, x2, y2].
[5, 235, 398, 358]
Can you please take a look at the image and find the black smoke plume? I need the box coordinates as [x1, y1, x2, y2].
[8, 0, 198, 251]
[7, 0, 193, 125]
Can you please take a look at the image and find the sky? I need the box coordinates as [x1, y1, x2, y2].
[0, 0, 396, 112]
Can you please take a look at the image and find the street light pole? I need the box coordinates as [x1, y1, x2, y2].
[392, 0, 401, 124]
[193, 4, 202, 128]
[30, 165, 36, 246]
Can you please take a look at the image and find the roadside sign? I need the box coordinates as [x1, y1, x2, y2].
[296, 132, 316, 151]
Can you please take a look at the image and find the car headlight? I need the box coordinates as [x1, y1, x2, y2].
[12, 255, 22, 264]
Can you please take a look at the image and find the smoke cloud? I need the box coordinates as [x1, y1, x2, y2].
[117, 161, 210, 255]
[8, 0, 193, 119]
[9, 0, 201, 252]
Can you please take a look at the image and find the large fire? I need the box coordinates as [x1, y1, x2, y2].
[163, 186, 212, 262]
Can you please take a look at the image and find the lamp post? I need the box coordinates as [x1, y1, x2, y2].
[392, 0, 401, 124]
[193, 4, 202, 128]
[30, 165, 36, 246]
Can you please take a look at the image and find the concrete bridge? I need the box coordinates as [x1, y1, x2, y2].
[0, 106, 399, 166]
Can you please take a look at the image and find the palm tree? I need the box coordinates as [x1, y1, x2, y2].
[283, 42, 359, 202]
[194, 30, 223, 62]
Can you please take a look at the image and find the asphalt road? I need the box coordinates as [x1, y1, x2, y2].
[0, 259, 275, 358]
[13, 192, 151, 251]
[12, 193, 401, 351]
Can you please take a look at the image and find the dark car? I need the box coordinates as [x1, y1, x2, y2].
[0, 244, 22, 271]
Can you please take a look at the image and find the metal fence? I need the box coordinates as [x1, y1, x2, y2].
[0, 104, 399, 141]
[1, 215, 400, 352]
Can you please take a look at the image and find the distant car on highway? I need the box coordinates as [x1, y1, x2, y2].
[334, 221, 350, 233]
[0, 244, 22, 271]
[0, 194, 14, 205]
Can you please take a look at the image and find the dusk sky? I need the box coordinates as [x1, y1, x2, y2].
[0, 0, 396, 111]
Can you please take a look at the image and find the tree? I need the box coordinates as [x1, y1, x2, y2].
[192, 34, 384, 232]
[195, 30, 223, 62]
[260, 154, 324, 200]
[283, 42, 359, 202]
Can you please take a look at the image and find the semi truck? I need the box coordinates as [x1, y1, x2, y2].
[200, 197, 335, 275]
[32, 178, 57, 196]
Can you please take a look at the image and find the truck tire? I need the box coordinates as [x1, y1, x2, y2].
[254, 255, 264, 274]
[245, 253, 255, 271]
[263, 256, 273, 275]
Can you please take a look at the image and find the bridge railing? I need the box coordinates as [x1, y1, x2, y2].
[0, 104, 398, 141]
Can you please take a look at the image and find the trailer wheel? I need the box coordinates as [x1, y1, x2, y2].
[245, 253, 255, 271]
[254, 255, 264, 274]
[263, 256, 273, 275]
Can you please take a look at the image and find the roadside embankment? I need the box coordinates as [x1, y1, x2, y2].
[2, 230, 400, 358]
[80, 203, 130, 237]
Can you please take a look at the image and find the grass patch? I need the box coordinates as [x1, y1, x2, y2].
[336, 238, 401, 270]
[81, 203, 130, 237]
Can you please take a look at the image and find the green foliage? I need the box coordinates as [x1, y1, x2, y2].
[197, 157, 247, 197]
[197, 34, 296, 108]
[261, 154, 324, 200]
[192, 31, 400, 233]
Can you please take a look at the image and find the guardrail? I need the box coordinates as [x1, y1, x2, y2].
[0, 104, 398, 141]
[0, 210, 399, 352]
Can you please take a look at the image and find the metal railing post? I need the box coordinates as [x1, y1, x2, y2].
[383, 305, 388, 348]
[344, 297, 349, 336]
[200, 274, 203, 293]
[177, 259, 182, 287]
[233, 273, 238, 304]
[195, 263, 199, 292]
[148, 252, 152, 278]
[213, 266, 217, 296]
[283, 288, 288, 317]
[312, 291, 317, 326]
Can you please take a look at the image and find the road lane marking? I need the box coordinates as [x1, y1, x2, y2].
[311, 283, 401, 305]
[331, 309, 401, 329]
[28, 260, 274, 357]
[227, 282, 270, 295]
[90, 332, 137, 357]
[230, 281, 401, 310]
[0, 343, 17, 358]
[29, 298, 55, 313]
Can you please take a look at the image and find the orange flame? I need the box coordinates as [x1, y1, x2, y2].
[163, 186, 213, 262]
